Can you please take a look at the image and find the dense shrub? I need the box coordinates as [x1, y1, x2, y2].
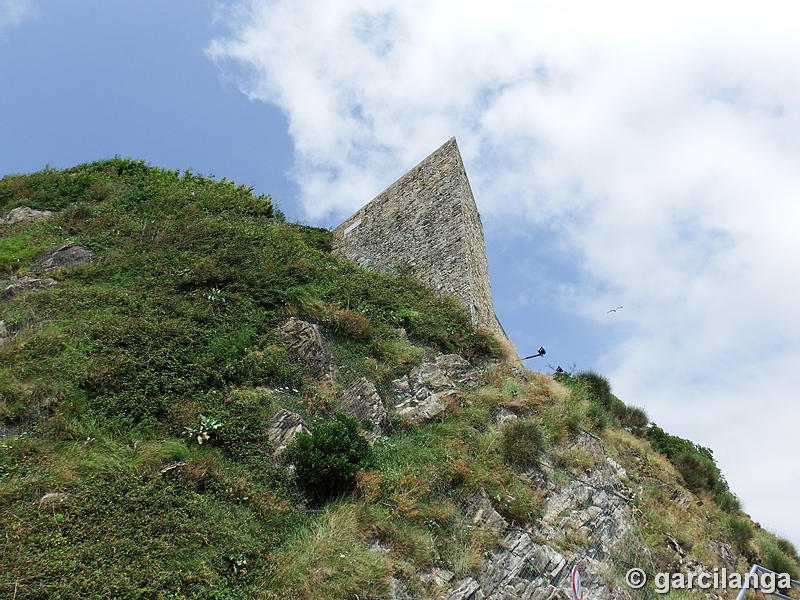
[760, 538, 800, 581]
[620, 406, 649, 435]
[673, 451, 719, 493]
[646, 425, 739, 511]
[646, 424, 712, 460]
[285, 413, 375, 503]
[777, 538, 800, 562]
[586, 403, 611, 432]
[725, 515, 754, 554]
[574, 371, 612, 407]
[714, 490, 741, 512]
[502, 419, 549, 468]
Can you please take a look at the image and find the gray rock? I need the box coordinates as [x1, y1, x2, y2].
[463, 487, 508, 533]
[1, 206, 52, 225]
[391, 353, 480, 423]
[0, 320, 9, 346]
[335, 377, 389, 439]
[265, 408, 309, 459]
[33, 241, 94, 273]
[277, 317, 337, 380]
[439, 577, 485, 600]
[605, 455, 628, 479]
[1, 275, 57, 300]
[390, 577, 415, 600]
[421, 568, 455, 587]
[713, 540, 739, 571]
[539, 433, 638, 559]
[665, 534, 687, 558]
[39, 491, 67, 505]
[438, 433, 642, 600]
[435, 354, 481, 387]
[495, 407, 518, 424]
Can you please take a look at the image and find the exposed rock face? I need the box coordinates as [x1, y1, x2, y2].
[538, 433, 639, 560]
[390, 578, 415, 600]
[33, 241, 94, 273]
[421, 568, 455, 587]
[439, 432, 646, 600]
[462, 487, 508, 533]
[391, 354, 480, 422]
[444, 488, 573, 600]
[1, 275, 58, 300]
[495, 407, 518, 424]
[277, 317, 337, 381]
[38, 491, 68, 505]
[265, 408, 309, 459]
[335, 377, 389, 439]
[0, 320, 9, 346]
[713, 541, 739, 571]
[1, 206, 52, 225]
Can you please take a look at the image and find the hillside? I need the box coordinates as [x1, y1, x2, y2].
[0, 160, 797, 600]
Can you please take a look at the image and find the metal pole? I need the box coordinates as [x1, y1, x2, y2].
[734, 564, 759, 600]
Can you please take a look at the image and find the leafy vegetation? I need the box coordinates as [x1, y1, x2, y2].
[646, 424, 740, 511]
[0, 159, 514, 598]
[0, 159, 794, 598]
[286, 413, 375, 503]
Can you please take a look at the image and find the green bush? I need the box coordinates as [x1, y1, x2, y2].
[621, 406, 649, 435]
[646, 425, 713, 461]
[777, 538, 800, 562]
[285, 413, 375, 503]
[646, 424, 739, 510]
[673, 451, 719, 493]
[574, 371, 612, 407]
[724, 515, 754, 554]
[502, 419, 548, 468]
[714, 489, 741, 512]
[760, 538, 800, 581]
[586, 403, 611, 432]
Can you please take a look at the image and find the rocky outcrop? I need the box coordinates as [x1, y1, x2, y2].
[277, 317, 337, 381]
[32, 241, 94, 273]
[265, 408, 309, 459]
[0, 320, 9, 346]
[335, 377, 389, 439]
[444, 488, 572, 600]
[538, 433, 639, 560]
[463, 487, 508, 533]
[1, 275, 57, 300]
[391, 354, 481, 422]
[421, 568, 455, 587]
[495, 407, 518, 424]
[440, 431, 646, 600]
[1, 206, 52, 225]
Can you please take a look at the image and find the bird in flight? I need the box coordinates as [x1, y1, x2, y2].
[607, 306, 623, 313]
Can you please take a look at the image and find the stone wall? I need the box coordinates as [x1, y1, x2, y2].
[332, 138, 507, 340]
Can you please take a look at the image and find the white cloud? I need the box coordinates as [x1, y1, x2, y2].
[0, 0, 34, 35]
[208, 0, 800, 543]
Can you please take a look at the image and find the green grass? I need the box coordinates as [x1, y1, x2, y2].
[1, 159, 793, 599]
[0, 159, 503, 598]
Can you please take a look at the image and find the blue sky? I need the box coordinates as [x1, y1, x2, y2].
[0, 1, 295, 209]
[3, 1, 800, 546]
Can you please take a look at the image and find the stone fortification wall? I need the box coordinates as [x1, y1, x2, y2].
[332, 138, 506, 340]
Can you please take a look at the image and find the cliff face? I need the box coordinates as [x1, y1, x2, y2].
[332, 138, 507, 340]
